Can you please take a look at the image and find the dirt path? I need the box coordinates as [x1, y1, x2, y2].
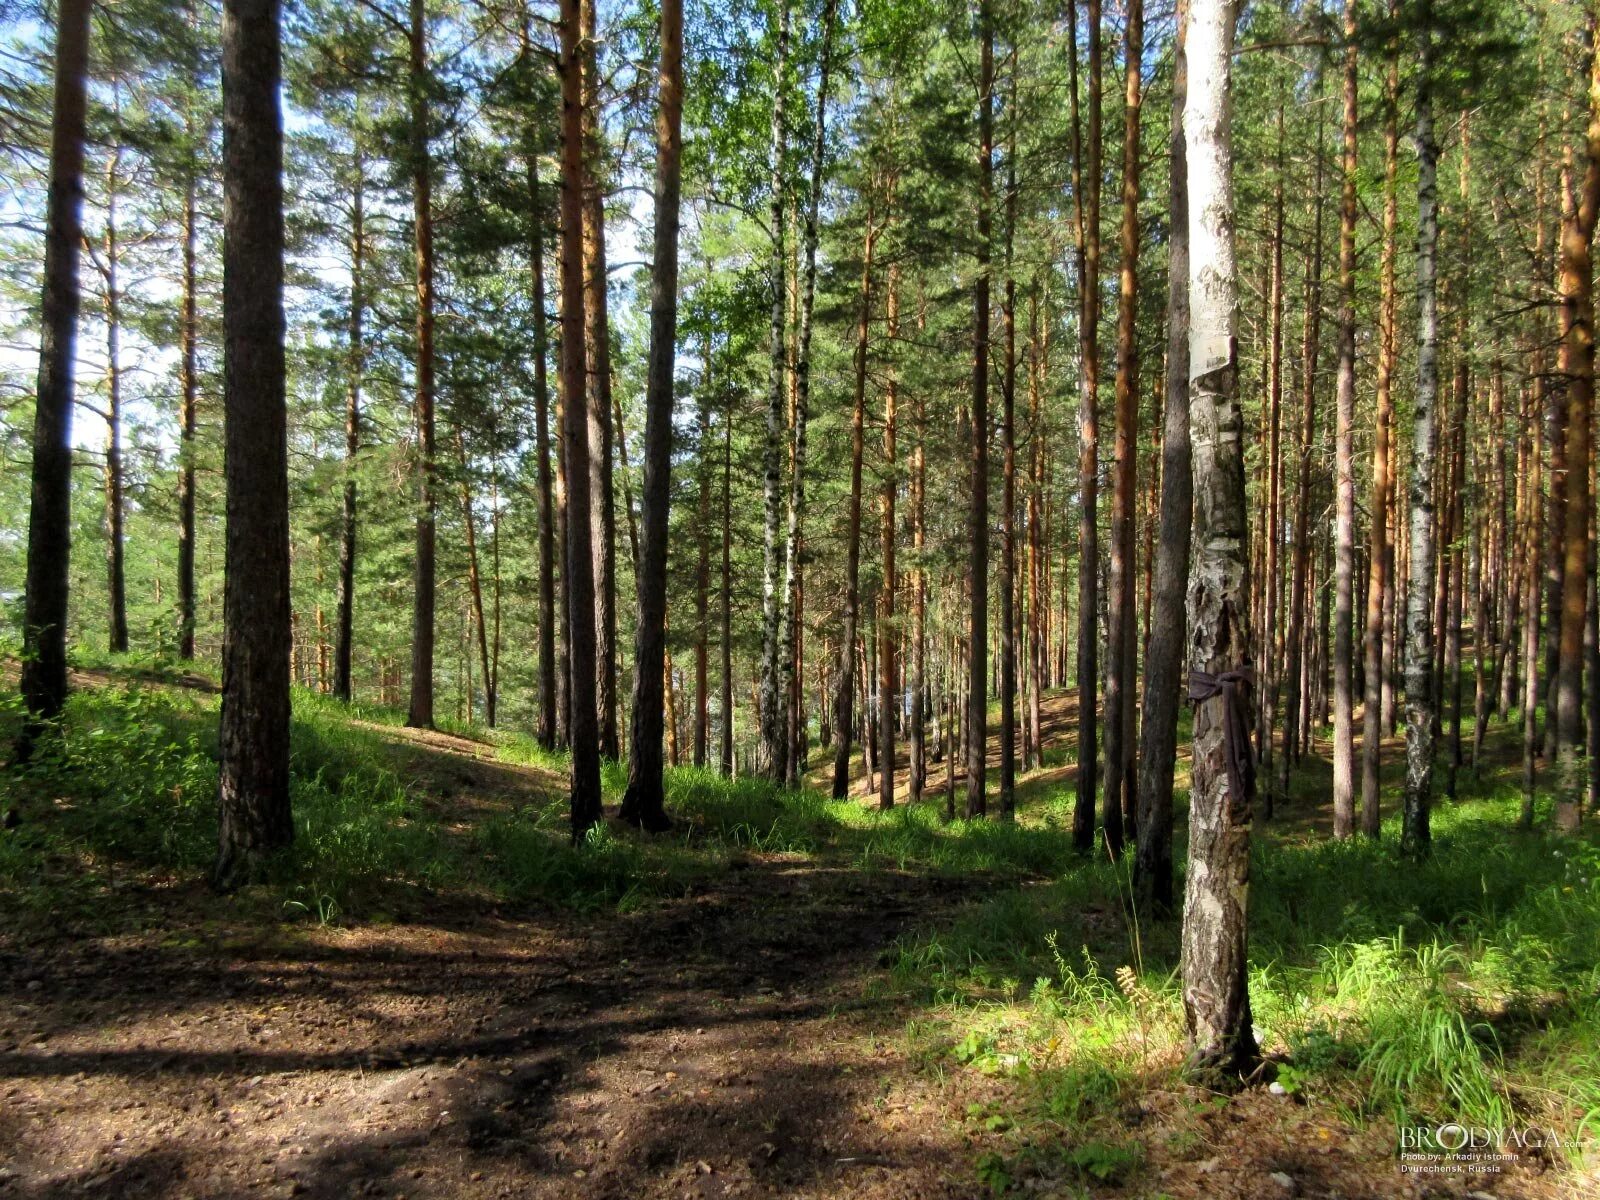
[0, 716, 981, 1200]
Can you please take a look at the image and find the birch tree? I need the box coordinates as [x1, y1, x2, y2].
[1180, 0, 1257, 1081]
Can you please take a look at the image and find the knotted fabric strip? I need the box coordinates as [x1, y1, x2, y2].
[1187, 666, 1257, 809]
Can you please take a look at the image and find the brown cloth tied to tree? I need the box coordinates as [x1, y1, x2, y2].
[1187, 666, 1257, 813]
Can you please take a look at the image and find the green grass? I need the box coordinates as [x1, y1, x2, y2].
[0, 677, 1080, 928]
[883, 751, 1600, 1189]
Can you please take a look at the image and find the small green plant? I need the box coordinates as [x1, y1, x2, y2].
[974, 1150, 1012, 1196]
[1063, 1139, 1143, 1185]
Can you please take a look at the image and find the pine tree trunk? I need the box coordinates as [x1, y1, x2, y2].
[1025, 287, 1046, 772]
[214, 0, 292, 890]
[999, 95, 1018, 819]
[1523, 376, 1544, 827]
[1069, 0, 1102, 851]
[178, 18, 200, 662]
[620, 0, 682, 832]
[721, 386, 735, 776]
[579, 0, 619, 761]
[1554, 17, 1600, 830]
[19, 0, 92, 735]
[1444, 243, 1470, 799]
[1258, 107, 1284, 789]
[455, 426, 495, 726]
[1134, 0, 1188, 916]
[1180, 0, 1256, 1081]
[406, 0, 437, 731]
[693, 342, 713, 768]
[832, 207, 876, 798]
[1279, 116, 1325, 806]
[782, 0, 838, 789]
[1105, 0, 1143, 847]
[910, 300, 929, 802]
[1361, 44, 1399, 838]
[102, 149, 129, 656]
[334, 150, 364, 704]
[881, 269, 900, 811]
[1331, 0, 1359, 837]
[965, 0, 994, 820]
[559, 0, 603, 838]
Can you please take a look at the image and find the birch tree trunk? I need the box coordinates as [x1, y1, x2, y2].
[757, 3, 791, 782]
[522, 45, 558, 746]
[1180, 0, 1257, 1081]
[1402, 24, 1440, 859]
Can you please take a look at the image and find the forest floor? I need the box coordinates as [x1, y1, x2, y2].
[2, 665, 1597, 1199]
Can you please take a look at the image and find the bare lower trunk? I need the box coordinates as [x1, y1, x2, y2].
[214, 0, 293, 890]
[619, 0, 682, 832]
[19, 0, 92, 735]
